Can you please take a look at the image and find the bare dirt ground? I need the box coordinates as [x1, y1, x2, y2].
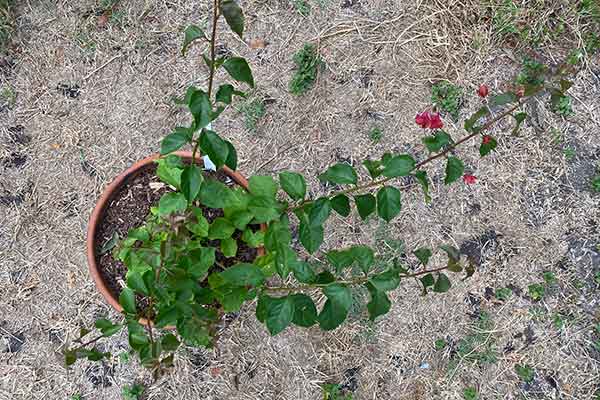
[1, 0, 600, 399]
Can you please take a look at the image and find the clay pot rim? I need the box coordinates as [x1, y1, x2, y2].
[86, 151, 263, 323]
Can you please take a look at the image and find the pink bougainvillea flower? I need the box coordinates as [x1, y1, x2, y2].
[463, 174, 477, 184]
[429, 112, 444, 129]
[515, 86, 525, 97]
[415, 111, 431, 128]
[482, 135, 493, 145]
[477, 84, 489, 98]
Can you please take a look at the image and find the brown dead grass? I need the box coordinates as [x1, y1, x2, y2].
[1, 0, 599, 399]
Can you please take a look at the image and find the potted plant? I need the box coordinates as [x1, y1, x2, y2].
[64, 0, 581, 383]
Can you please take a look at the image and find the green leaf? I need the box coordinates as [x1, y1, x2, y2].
[440, 244, 460, 260]
[189, 89, 212, 129]
[221, 237, 238, 257]
[369, 268, 401, 292]
[119, 288, 136, 315]
[160, 128, 192, 155]
[186, 208, 209, 237]
[181, 25, 206, 56]
[248, 196, 282, 222]
[326, 249, 354, 274]
[315, 270, 335, 284]
[290, 260, 316, 283]
[199, 179, 235, 209]
[200, 130, 229, 168]
[274, 246, 295, 279]
[216, 84, 235, 105]
[489, 92, 518, 107]
[382, 154, 415, 177]
[214, 286, 248, 312]
[354, 194, 376, 220]
[511, 112, 527, 136]
[420, 273, 435, 293]
[318, 163, 358, 185]
[155, 306, 178, 328]
[414, 170, 431, 203]
[433, 273, 451, 293]
[298, 214, 324, 253]
[158, 192, 187, 216]
[225, 141, 238, 170]
[413, 247, 432, 265]
[376, 186, 401, 222]
[208, 217, 235, 240]
[330, 194, 350, 216]
[279, 172, 306, 201]
[257, 295, 294, 335]
[181, 164, 203, 202]
[264, 218, 292, 252]
[444, 156, 464, 185]
[365, 283, 391, 321]
[363, 159, 383, 179]
[99, 231, 119, 256]
[229, 210, 253, 230]
[189, 247, 216, 278]
[126, 270, 149, 295]
[308, 197, 331, 226]
[220, 0, 244, 38]
[464, 107, 490, 132]
[241, 229, 264, 248]
[95, 318, 122, 337]
[161, 333, 180, 352]
[223, 57, 254, 88]
[348, 245, 374, 274]
[156, 155, 184, 189]
[290, 294, 317, 327]
[219, 263, 264, 286]
[422, 131, 451, 153]
[249, 175, 278, 198]
[318, 284, 352, 331]
[479, 136, 498, 157]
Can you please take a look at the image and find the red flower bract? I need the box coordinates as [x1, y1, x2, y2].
[415, 112, 431, 128]
[482, 135, 492, 145]
[429, 113, 444, 129]
[477, 84, 489, 98]
[463, 174, 477, 184]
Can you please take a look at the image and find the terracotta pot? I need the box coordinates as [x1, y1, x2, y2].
[86, 151, 264, 319]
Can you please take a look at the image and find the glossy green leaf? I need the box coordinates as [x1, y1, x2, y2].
[315, 270, 335, 284]
[160, 128, 192, 155]
[216, 84, 235, 105]
[119, 288, 136, 315]
[363, 159, 383, 179]
[249, 176, 278, 199]
[290, 294, 317, 327]
[199, 179, 235, 209]
[464, 107, 490, 133]
[241, 229, 264, 248]
[479, 136, 497, 157]
[365, 283, 391, 321]
[219, 263, 264, 286]
[208, 217, 235, 240]
[382, 154, 415, 177]
[258, 295, 294, 335]
[354, 194, 376, 220]
[350, 245, 375, 274]
[220, 0, 244, 38]
[420, 273, 435, 294]
[326, 249, 354, 274]
[444, 156, 464, 185]
[200, 130, 229, 168]
[158, 192, 187, 216]
[422, 131, 451, 153]
[248, 196, 282, 223]
[156, 154, 184, 189]
[376, 186, 401, 222]
[126, 270, 149, 295]
[318, 163, 358, 185]
[298, 215, 324, 254]
[161, 333, 180, 352]
[223, 57, 254, 87]
[220, 237, 238, 257]
[413, 247, 432, 265]
[308, 197, 331, 226]
[369, 268, 401, 292]
[189, 89, 212, 129]
[489, 92, 518, 107]
[189, 247, 216, 278]
[318, 284, 352, 331]
[181, 25, 206, 56]
[225, 141, 238, 170]
[433, 273, 451, 293]
[414, 170, 431, 203]
[289, 260, 316, 283]
[330, 194, 350, 216]
[181, 164, 203, 202]
[95, 318, 122, 337]
[279, 172, 306, 201]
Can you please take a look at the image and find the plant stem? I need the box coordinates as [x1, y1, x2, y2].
[264, 265, 450, 293]
[207, 0, 220, 99]
[290, 99, 527, 212]
[76, 334, 105, 349]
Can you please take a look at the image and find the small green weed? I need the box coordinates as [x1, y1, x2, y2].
[122, 384, 145, 400]
[495, 287, 512, 301]
[431, 82, 462, 120]
[289, 43, 322, 95]
[551, 95, 574, 117]
[70, 395, 82, 400]
[528, 283, 545, 301]
[0, 0, 14, 54]
[552, 313, 566, 330]
[515, 364, 535, 383]
[463, 387, 478, 400]
[542, 271, 556, 285]
[579, 0, 600, 21]
[517, 59, 546, 86]
[369, 126, 383, 143]
[594, 271, 600, 284]
[322, 383, 353, 400]
[293, 0, 310, 16]
[434, 338, 447, 350]
[1, 85, 15, 108]
[239, 98, 266, 131]
[449, 312, 498, 372]
[119, 351, 130, 363]
[492, 0, 519, 37]
[563, 147, 576, 160]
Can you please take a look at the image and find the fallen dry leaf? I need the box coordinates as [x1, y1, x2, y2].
[249, 38, 267, 49]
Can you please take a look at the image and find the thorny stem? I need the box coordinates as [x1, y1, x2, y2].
[75, 334, 105, 349]
[264, 265, 451, 293]
[289, 99, 529, 213]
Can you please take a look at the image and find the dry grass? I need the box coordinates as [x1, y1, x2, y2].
[1, 0, 599, 399]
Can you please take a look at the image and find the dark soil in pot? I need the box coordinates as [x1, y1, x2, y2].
[94, 162, 259, 302]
